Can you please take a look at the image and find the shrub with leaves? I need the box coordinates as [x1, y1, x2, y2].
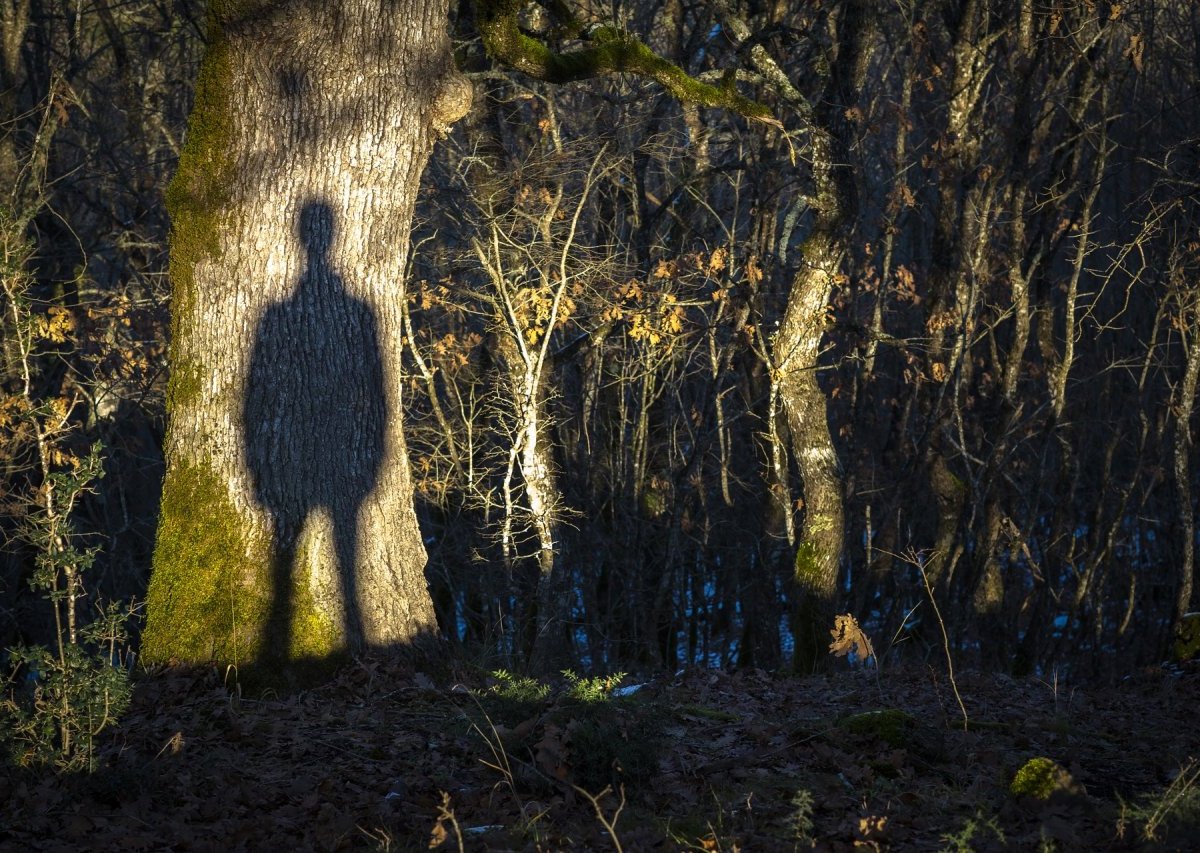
[1, 445, 135, 770]
[2, 203, 135, 770]
[1117, 759, 1200, 844]
[2, 610, 133, 769]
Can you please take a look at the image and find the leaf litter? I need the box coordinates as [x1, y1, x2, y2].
[2, 656, 1198, 850]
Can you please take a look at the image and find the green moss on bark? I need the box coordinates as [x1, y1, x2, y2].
[163, 22, 235, 411]
[474, 0, 772, 120]
[143, 460, 268, 665]
[142, 460, 341, 670]
[792, 541, 833, 672]
[285, 535, 343, 661]
[794, 540, 822, 583]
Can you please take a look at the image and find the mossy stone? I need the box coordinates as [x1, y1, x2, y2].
[1010, 756, 1076, 800]
[837, 709, 915, 748]
[1172, 612, 1200, 662]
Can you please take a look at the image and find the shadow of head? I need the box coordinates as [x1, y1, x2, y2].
[299, 200, 334, 260]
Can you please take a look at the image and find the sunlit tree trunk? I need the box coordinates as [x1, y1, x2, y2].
[737, 0, 869, 671]
[142, 1, 471, 672]
[1171, 258, 1200, 626]
[774, 221, 845, 671]
[0, 0, 31, 191]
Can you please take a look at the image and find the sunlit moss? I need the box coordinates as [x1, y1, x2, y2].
[794, 540, 823, 582]
[162, 19, 234, 411]
[474, 0, 772, 120]
[142, 459, 268, 665]
[1010, 756, 1072, 800]
[142, 459, 341, 671]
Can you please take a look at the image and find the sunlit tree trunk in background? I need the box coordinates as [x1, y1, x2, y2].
[142, 0, 472, 672]
[721, 0, 869, 670]
[0, 0, 31, 190]
[1171, 249, 1200, 625]
[774, 215, 846, 671]
[473, 175, 580, 670]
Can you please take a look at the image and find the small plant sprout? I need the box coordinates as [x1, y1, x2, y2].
[562, 670, 628, 703]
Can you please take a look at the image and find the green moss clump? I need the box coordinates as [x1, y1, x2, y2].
[142, 460, 341, 671]
[1172, 613, 1200, 662]
[837, 709, 915, 748]
[1010, 756, 1073, 800]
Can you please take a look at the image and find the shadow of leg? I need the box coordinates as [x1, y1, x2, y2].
[264, 516, 296, 660]
[333, 508, 364, 651]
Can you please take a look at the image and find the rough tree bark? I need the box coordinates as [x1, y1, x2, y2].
[1172, 258, 1200, 626]
[142, 0, 472, 670]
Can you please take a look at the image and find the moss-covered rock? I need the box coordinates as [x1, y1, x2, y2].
[1172, 612, 1200, 662]
[837, 709, 916, 748]
[1010, 756, 1078, 800]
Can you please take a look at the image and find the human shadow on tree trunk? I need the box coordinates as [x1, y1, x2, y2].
[243, 200, 384, 659]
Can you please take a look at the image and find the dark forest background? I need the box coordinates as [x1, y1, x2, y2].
[4, 0, 1200, 682]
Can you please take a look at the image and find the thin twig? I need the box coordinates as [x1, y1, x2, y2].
[572, 783, 626, 852]
[913, 552, 969, 732]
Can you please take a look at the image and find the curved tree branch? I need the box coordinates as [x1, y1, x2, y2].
[474, 0, 777, 123]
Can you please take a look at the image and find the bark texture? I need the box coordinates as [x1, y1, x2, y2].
[775, 221, 845, 672]
[142, 0, 471, 669]
[756, 0, 868, 671]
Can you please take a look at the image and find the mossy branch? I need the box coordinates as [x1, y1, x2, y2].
[474, 0, 776, 123]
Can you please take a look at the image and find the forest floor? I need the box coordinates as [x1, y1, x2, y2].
[2, 655, 1198, 851]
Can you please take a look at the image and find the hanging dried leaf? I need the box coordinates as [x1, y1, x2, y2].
[1127, 33, 1144, 73]
[829, 613, 876, 662]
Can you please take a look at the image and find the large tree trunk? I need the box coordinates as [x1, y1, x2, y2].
[142, 0, 471, 672]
